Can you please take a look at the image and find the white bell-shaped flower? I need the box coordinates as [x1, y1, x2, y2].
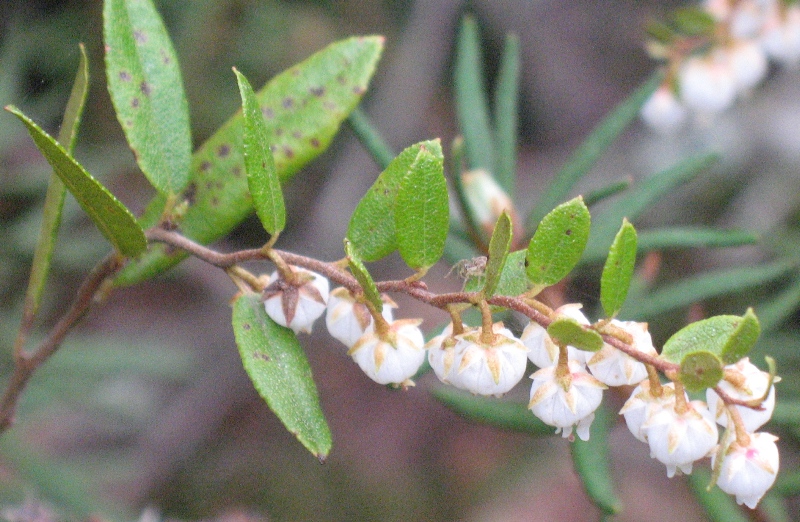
[640, 84, 688, 133]
[325, 287, 396, 348]
[529, 360, 607, 441]
[643, 400, 719, 477]
[728, 40, 768, 94]
[587, 320, 656, 386]
[263, 267, 329, 334]
[447, 324, 529, 396]
[713, 432, 780, 509]
[348, 319, 425, 386]
[620, 380, 678, 443]
[521, 304, 593, 368]
[426, 324, 457, 385]
[678, 50, 737, 113]
[761, 5, 800, 67]
[706, 357, 775, 432]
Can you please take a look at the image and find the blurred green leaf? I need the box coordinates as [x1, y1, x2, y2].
[104, 0, 191, 195]
[671, 7, 716, 36]
[570, 404, 622, 515]
[6, 106, 146, 257]
[493, 33, 520, 194]
[547, 317, 603, 352]
[527, 71, 663, 229]
[116, 36, 384, 285]
[345, 239, 383, 313]
[687, 469, 750, 522]
[455, 15, 495, 174]
[661, 310, 760, 365]
[679, 350, 723, 392]
[483, 212, 513, 298]
[755, 272, 800, 332]
[636, 227, 758, 252]
[395, 139, 448, 270]
[526, 196, 591, 287]
[600, 219, 637, 318]
[234, 68, 285, 237]
[232, 292, 332, 460]
[583, 179, 632, 207]
[348, 106, 395, 170]
[432, 387, 552, 435]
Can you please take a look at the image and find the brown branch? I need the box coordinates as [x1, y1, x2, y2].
[0, 253, 124, 432]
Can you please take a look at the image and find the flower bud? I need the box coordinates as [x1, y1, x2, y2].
[348, 319, 426, 386]
[640, 84, 687, 133]
[678, 50, 737, 113]
[529, 360, 607, 441]
[447, 324, 529, 396]
[587, 320, 656, 386]
[325, 287, 396, 348]
[643, 400, 718, 477]
[521, 303, 594, 368]
[263, 267, 329, 334]
[460, 169, 522, 238]
[706, 357, 775, 432]
[713, 432, 780, 509]
[620, 380, 678, 443]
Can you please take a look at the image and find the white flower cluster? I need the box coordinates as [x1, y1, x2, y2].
[262, 269, 779, 507]
[641, 0, 800, 132]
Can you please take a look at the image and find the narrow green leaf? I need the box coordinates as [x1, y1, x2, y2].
[756, 272, 800, 332]
[583, 178, 632, 207]
[636, 227, 758, 252]
[570, 404, 622, 515]
[6, 106, 146, 257]
[672, 7, 717, 36]
[395, 139, 449, 270]
[348, 140, 437, 262]
[527, 71, 663, 228]
[463, 250, 529, 299]
[344, 239, 383, 313]
[679, 350, 724, 392]
[493, 33, 520, 194]
[347, 106, 395, 169]
[600, 219, 638, 317]
[104, 0, 191, 195]
[547, 317, 604, 352]
[455, 15, 495, 173]
[661, 312, 760, 364]
[584, 153, 719, 261]
[24, 43, 89, 321]
[234, 68, 285, 237]
[449, 136, 487, 251]
[620, 261, 793, 320]
[116, 36, 384, 285]
[432, 387, 552, 436]
[687, 469, 750, 522]
[483, 211, 512, 298]
[232, 292, 332, 460]
[526, 196, 591, 286]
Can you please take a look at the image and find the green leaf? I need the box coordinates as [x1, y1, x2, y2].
[583, 178, 631, 207]
[104, 0, 191, 195]
[347, 106, 395, 169]
[636, 227, 758, 252]
[570, 404, 622, 515]
[672, 7, 717, 36]
[756, 272, 800, 332]
[344, 239, 383, 313]
[348, 140, 437, 262]
[455, 15, 495, 174]
[395, 139, 449, 270]
[527, 71, 663, 228]
[431, 387, 552, 436]
[547, 317, 603, 352]
[584, 153, 718, 261]
[232, 292, 332, 460]
[600, 219, 637, 317]
[6, 106, 147, 257]
[234, 68, 285, 237]
[679, 350, 724, 392]
[493, 33, 520, 194]
[483, 211, 512, 298]
[23, 43, 89, 322]
[116, 36, 384, 285]
[687, 469, 750, 522]
[526, 196, 591, 287]
[661, 311, 761, 365]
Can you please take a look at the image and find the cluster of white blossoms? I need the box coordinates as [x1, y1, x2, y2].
[641, 0, 800, 132]
[261, 267, 779, 507]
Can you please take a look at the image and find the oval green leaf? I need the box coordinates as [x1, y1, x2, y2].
[6, 106, 146, 258]
[232, 292, 332, 460]
[116, 36, 384, 285]
[679, 351, 724, 392]
[348, 139, 438, 262]
[234, 68, 285, 237]
[526, 196, 591, 286]
[395, 139, 448, 270]
[104, 0, 191, 195]
[600, 218, 637, 317]
[547, 317, 603, 352]
[483, 211, 512, 298]
[344, 239, 383, 313]
[661, 310, 761, 365]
